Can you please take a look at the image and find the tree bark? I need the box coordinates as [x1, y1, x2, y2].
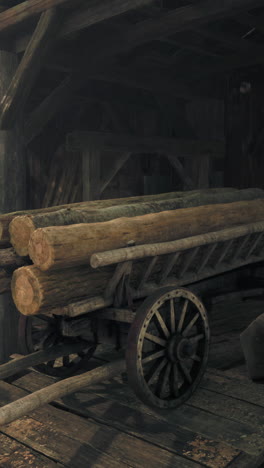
[29, 198, 264, 271]
[12, 262, 146, 316]
[9, 187, 257, 256]
[0, 248, 25, 268]
[2, 188, 228, 245]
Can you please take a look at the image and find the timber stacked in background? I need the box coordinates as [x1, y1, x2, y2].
[0, 187, 263, 316]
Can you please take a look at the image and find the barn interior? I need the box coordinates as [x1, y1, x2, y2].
[0, 1, 264, 467]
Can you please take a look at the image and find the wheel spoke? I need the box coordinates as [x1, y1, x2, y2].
[170, 299, 176, 334]
[145, 333, 167, 347]
[37, 315, 54, 323]
[142, 349, 166, 364]
[171, 363, 179, 397]
[43, 333, 57, 348]
[32, 330, 47, 341]
[179, 362, 192, 384]
[159, 363, 172, 399]
[155, 311, 170, 338]
[189, 333, 204, 343]
[177, 299, 188, 333]
[182, 313, 200, 337]
[37, 331, 52, 349]
[146, 358, 167, 385]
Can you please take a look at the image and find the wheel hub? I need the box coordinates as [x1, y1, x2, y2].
[167, 334, 195, 362]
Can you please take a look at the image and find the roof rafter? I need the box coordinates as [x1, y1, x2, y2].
[0, 8, 57, 129]
[194, 27, 261, 56]
[14, 0, 264, 53]
[0, 0, 72, 34]
[25, 0, 264, 141]
[178, 45, 264, 83]
[236, 12, 264, 35]
[14, 0, 156, 53]
[67, 131, 224, 159]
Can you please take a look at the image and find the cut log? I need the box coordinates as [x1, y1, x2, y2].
[0, 204, 81, 245]
[9, 187, 257, 256]
[11, 262, 145, 316]
[11, 265, 109, 315]
[3, 188, 229, 245]
[29, 198, 264, 271]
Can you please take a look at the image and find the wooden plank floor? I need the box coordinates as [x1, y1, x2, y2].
[0, 297, 264, 468]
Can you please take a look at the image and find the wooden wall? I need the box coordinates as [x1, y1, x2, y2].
[26, 98, 198, 208]
[225, 73, 264, 189]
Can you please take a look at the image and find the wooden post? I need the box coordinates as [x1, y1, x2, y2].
[82, 148, 100, 200]
[0, 50, 26, 362]
[185, 155, 210, 189]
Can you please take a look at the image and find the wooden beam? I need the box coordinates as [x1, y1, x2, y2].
[82, 148, 101, 201]
[90, 220, 264, 268]
[24, 74, 76, 144]
[67, 131, 224, 159]
[0, 342, 88, 380]
[23, 0, 264, 138]
[89, 68, 196, 100]
[14, 0, 156, 53]
[0, 0, 71, 34]
[194, 27, 260, 56]
[99, 153, 131, 195]
[14, 0, 264, 54]
[236, 12, 264, 35]
[0, 8, 57, 129]
[165, 155, 194, 190]
[0, 50, 26, 363]
[0, 359, 125, 426]
[187, 155, 211, 189]
[25, 71, 173, 144]
[24, 68, 197, 144]
[182, 47, 264, 82]
[160, 38, 222, 60]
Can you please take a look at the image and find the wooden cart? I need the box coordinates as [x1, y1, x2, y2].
[10, 219, 264, 409]
[1, 219, 264, 420]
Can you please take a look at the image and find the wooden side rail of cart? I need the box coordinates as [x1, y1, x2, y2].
[56, 219, 264, 318]
[1, 220, 264, 426]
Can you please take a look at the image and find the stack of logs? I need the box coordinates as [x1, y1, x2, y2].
[0, 187, 264, 318]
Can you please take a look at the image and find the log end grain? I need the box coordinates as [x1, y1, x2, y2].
[28, 228, 54, 271]
[9, 215, 36, 256]
[11, 266, 42, 316]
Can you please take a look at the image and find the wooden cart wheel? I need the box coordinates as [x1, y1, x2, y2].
[126, 287, 210, 409]
[18, 314, 96, 378]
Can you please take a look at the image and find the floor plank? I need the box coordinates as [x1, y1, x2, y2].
[11, 370, 263, 460]
[0, 380, 200, 468]
[0, 432, 63, 468]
